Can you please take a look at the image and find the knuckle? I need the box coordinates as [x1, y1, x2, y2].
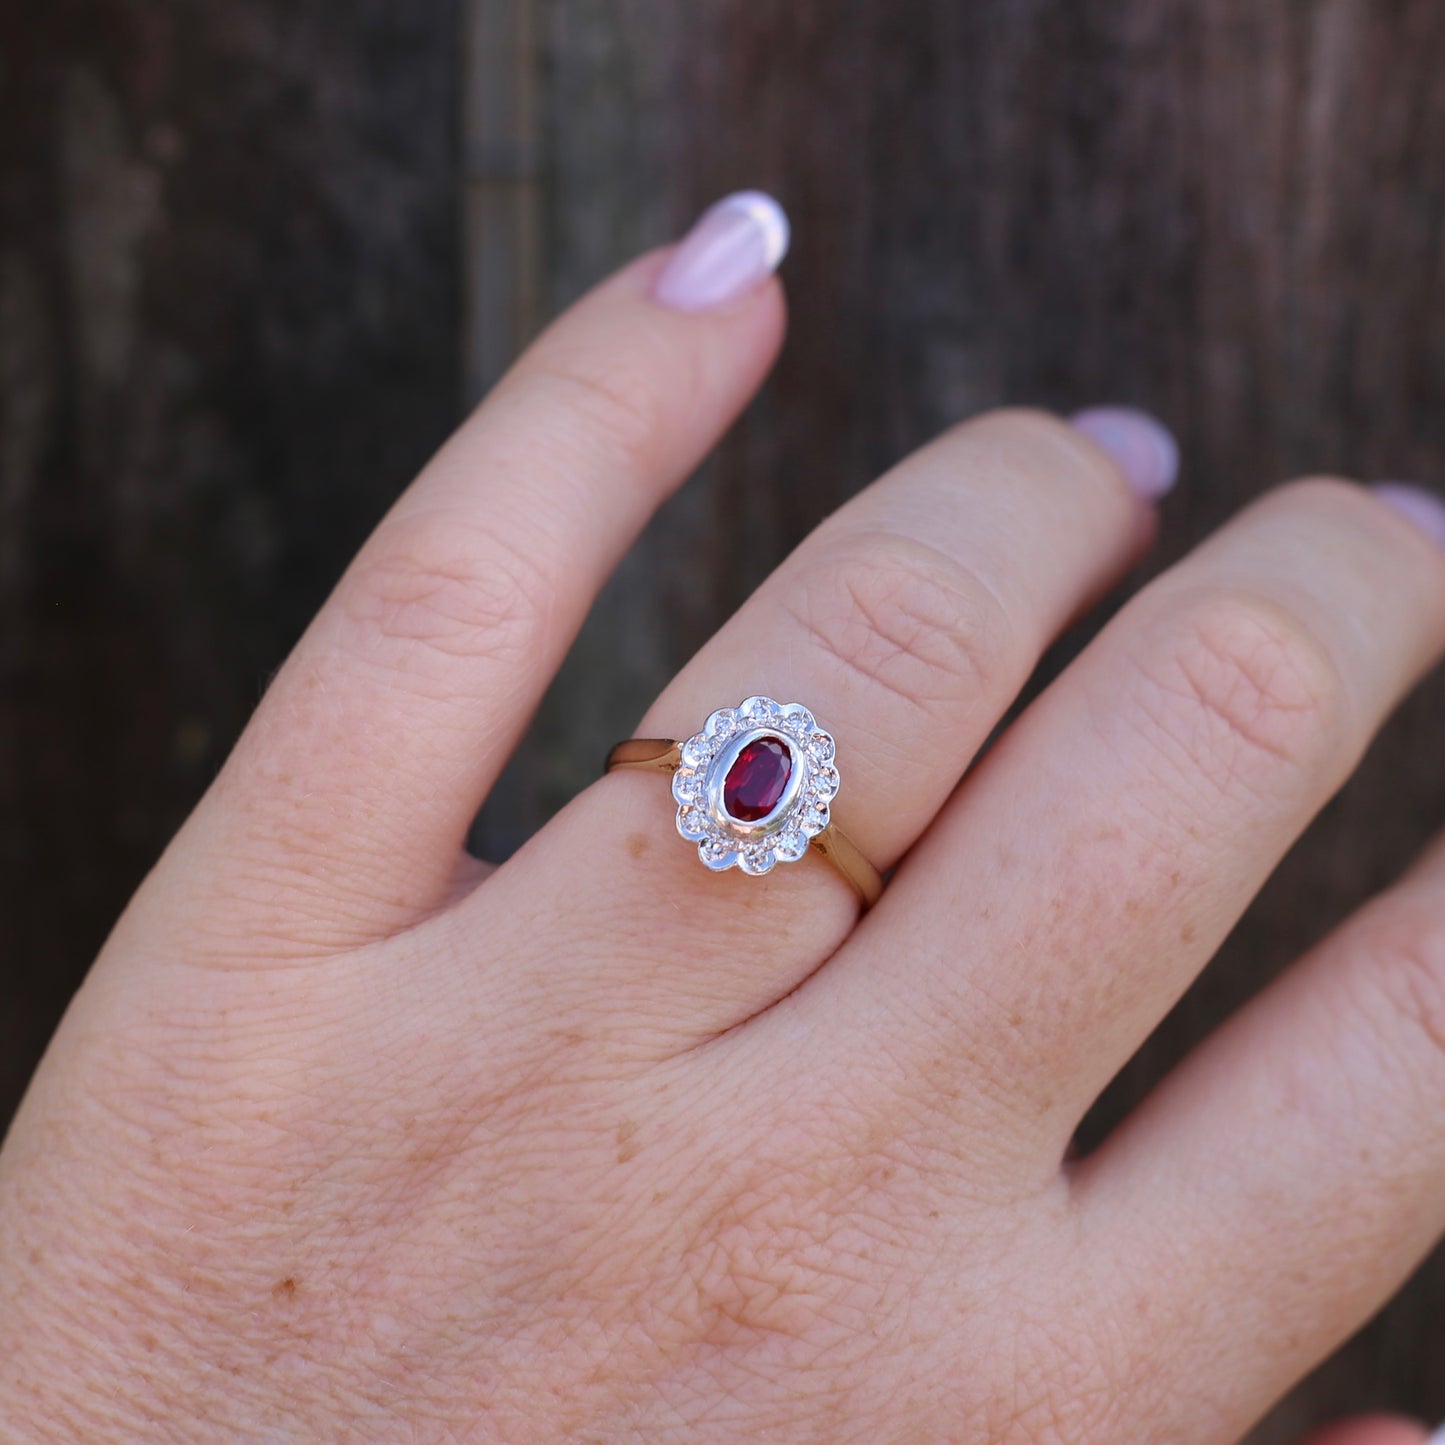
[344, 514, 550, 676]
[675, 1186, 824, 1350]
[1127, 590, 1345, 792]
[787, 532, 1011, 720]
[666, 1151, 889, 1359]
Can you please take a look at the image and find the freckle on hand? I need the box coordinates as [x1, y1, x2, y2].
[616, 1119, 640, 1164]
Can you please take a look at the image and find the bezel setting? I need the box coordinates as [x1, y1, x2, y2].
[672, 696, 840, 876]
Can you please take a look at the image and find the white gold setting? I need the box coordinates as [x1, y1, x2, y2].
[671, 696, 840, 877]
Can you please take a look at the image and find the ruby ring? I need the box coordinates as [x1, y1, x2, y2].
[605, 696, 883, 908]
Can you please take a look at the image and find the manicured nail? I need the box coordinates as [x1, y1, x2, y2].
[1070, 406, 1180, 501]
[1372, 482, 1445, 551]
[651, 191, 790, 312]
[1426, 1424, 1445, 1445]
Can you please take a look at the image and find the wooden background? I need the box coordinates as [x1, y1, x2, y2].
[3, 1, 1443, 1437]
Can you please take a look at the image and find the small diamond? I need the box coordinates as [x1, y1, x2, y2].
[807, 731, 836, 763]
[676, 807, 709, 840]
[680, 735, 710, 768]
[699, 838, 735, 870]
[811, 765, 840, 801]
[800, 801, 830, 837]
[781, 704, 815, 735]
[741, 696, 778, 723]
[739, 844, 776, 875]
[672, 770, 702, 805]
[774, 828, 807, 861]
[705, 708, 738, 739]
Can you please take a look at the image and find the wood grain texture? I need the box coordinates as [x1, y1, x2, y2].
[0, 1, 460, 1101]
[3, 0, 1444, 1437]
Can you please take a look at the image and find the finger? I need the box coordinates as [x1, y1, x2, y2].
[168, 194, 789, 949]
[1074, 828, 1445, 1440]
[809, 479, 1445, 1165]
[477, 406, 1172, 1038]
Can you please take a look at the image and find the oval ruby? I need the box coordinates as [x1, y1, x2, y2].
[722, 735, 793, 823]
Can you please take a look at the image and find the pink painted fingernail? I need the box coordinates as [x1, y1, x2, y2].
[1070, 406, 1180, 501]
[651, 191, 790, 312]
[1372, 483, 1445, 551]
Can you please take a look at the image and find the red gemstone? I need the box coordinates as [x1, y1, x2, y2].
[722, 735, 793, 822]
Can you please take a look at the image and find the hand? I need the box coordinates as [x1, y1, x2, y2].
[4, 192, 1445, 1444]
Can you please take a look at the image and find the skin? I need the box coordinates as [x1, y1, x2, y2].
[1, 245, 1443, 1444]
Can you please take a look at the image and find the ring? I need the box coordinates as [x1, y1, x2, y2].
[605, 696, 884, 909]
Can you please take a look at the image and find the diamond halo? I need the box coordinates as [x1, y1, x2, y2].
[671, 696, 840, 876]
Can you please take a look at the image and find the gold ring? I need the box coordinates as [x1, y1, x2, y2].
[605, 696, 883, 910]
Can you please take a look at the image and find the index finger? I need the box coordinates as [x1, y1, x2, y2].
[153, 194, 789, 955]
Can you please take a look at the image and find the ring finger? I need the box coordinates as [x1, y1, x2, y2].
[477, 405, 1175, 1039]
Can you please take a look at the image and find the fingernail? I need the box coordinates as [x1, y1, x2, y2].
[651, 191, 790, 312]
[1372, 482, 1445, 551]
[1426, 1424, 1445, 1445]
[1070, 406, 1180, 501]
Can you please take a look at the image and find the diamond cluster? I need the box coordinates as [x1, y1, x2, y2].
[672, 696, 840, 876]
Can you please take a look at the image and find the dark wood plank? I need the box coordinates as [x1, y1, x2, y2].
[0, 0, 461, 1108]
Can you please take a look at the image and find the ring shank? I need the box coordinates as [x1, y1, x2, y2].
[605, 738, 683, 772]
[605, 737, 884, 909]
